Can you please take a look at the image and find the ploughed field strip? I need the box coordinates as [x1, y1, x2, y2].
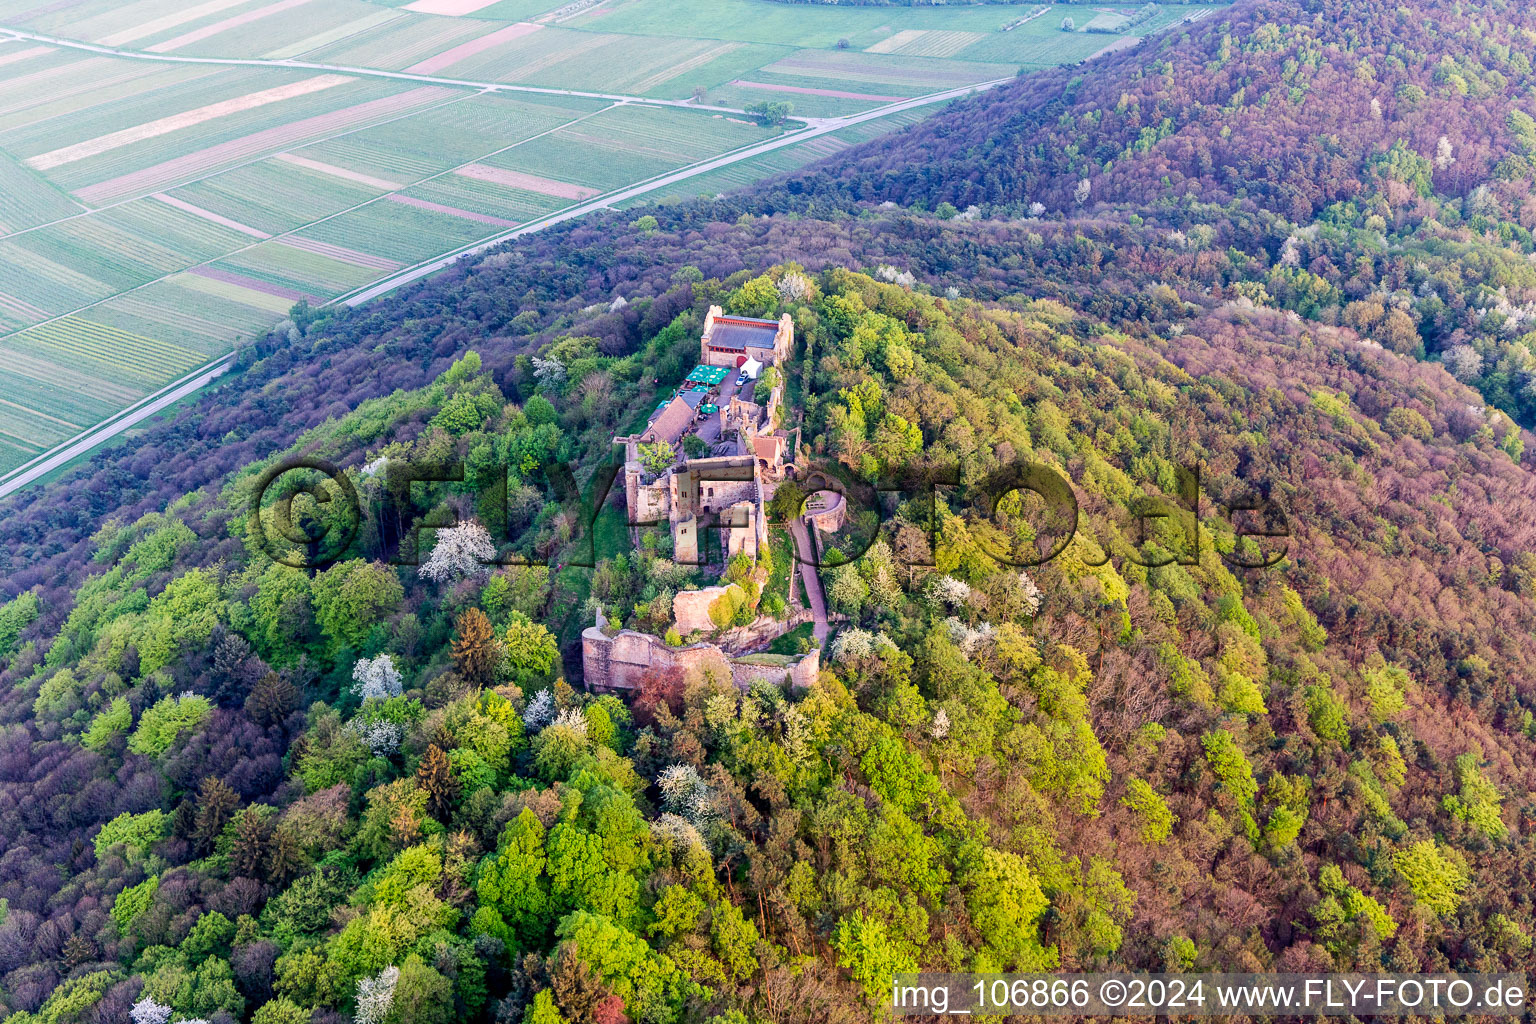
[0, 48, 761, 475]
[0, 0, 1225, 476]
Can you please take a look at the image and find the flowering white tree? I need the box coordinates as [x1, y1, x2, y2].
[351, 654, 403, 701]
[132, 999, 173, 1024]
[928, 575, 971, 609]
[1467, 184, 1499, 219]
[531, 355, 566, 392]
[651, 812, 705, 850]
[1028, 201, 1047, 218]
[1278, 235, 1302, 268]
[549, 707, 589, 738]
[355, 965, 401, 1024]
[931, 708, 951, 740]
[777, 272, 813, 301]
[349, 719, 404, 757]
[658, 763, 704, 806]
[419, 520, 496, 584]
[658, 763, 713, 823]
[521, 690, 556, 731]
[831, 628, 875, 663]
[945, 617, 995, 658]
[1443, 344, 1484, 382]
[1074, 178, 1092, 205]
[1435, 135, 1456, 169]
[1019, 571, 1043, 617]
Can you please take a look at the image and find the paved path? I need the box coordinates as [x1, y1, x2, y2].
[790, 516, 829, 644]
[0, 27, 758, 113]
[0, 353, 235, 500]
[336, 77, 1011, 306]
[0, 26, 1011, 500]
[2, 26, 996, 129]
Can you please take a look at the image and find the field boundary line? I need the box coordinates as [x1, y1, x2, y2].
[0, 27, 764, 114]
[0, 351, 235, 499]
[336, 78, 1012, 306]
[0, 87, 480, 243]
[0, 73, 1012, 498]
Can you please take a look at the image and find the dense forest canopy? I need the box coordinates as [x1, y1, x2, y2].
[766, 0, 1536, 428]
[2, 0, 1536, 1022]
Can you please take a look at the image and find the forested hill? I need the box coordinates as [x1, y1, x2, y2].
[780, 0, 1527, 219]
[3, 1, 1536, 1022]
[765, 0, 1536, 428]
[4, 263, 1536, 1024]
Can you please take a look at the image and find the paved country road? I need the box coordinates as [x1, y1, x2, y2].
[1, 26, 808, 116]
[0, 27, 1011, 500]
[0, 354, 236, 501]
[336, 77, 1012, 307]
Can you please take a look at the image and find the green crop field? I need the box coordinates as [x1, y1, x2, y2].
[628, 104, 937, 205]
[167, 159, 384, 235]
[402, 176, 568, 224]
[0, 0, 1226, 480]
[299, 198, 498, 264]
[307, 15, 496, 71]
[211, 241, 383, 298]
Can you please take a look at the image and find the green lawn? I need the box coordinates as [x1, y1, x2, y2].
[553, 497, 631, 650]
[766, 527, 793, 607]
[765, 621, 816, 656]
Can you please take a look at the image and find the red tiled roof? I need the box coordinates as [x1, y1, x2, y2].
[715, 314, 778, 325]
[752, 433, 784, 461]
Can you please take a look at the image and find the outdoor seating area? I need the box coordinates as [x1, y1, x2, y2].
[686, 364, 731, 387]
[638, 364, 738, 451]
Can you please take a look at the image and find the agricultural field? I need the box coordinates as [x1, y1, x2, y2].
[621, 104, 939, 206]
[0, 0, 1225, 481]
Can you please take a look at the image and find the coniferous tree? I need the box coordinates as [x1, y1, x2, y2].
[194, 776, 240, 855]
[452, 608, 499, 687]
[230, 807, 269, 878]
[247, 671, 299, 728]
[417, 744, 459, 822]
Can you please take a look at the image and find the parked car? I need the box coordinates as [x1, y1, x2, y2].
[736, 372, 749, 387]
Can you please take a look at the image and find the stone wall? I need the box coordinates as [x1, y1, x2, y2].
[583, 626, 819, 693]
[713, 604, 813, 654]
[582, 627, 731, 692]
[680, 458, 757, 517]
[730, 647, 820, 691]
[626, 464, 670, 526]
[673, 584, 731, 633]
[807, 495, 846, 534]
